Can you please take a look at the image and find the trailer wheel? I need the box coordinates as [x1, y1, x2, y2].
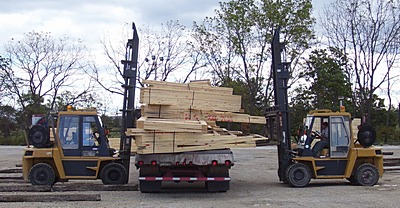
[357, 125, 376, 148]
[286, 163, 311, 187]
[28, 125, 49, 148]
[101, 163, 127, 185]
[355, 163, 379, 186]
[29, 163, 56, 185]
[206, 166, 230, 192]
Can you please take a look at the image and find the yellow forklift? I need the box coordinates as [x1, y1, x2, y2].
[22, 23, 139, 185]
[265, 29, 383, 187]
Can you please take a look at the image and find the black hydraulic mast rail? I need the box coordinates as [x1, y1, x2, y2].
[120, 22, 139, 177]
[266, 28, 292, 182]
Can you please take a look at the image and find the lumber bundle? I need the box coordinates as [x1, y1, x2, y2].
[129, 79, 268, 154]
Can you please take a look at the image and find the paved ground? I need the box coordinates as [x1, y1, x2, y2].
[0, 145, 399, 208]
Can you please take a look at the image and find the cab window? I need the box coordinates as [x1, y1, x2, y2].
[82, 116, 100, 146]
[58, 116, 79, 149]
[330, 116, 350, 157]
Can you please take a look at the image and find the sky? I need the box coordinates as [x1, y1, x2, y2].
[9, 0, 397, 113]
[0, 0, 330, 54]
[0, 0, 223, 57]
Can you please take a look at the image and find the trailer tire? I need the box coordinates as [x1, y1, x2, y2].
[286, 163, 311, 187]
[28, 125, 49, 148]
[29, 163, 56, 185]
[357, 125, 376, 148]
[355, 163, 379, 186]
[101, 163, 127, 185]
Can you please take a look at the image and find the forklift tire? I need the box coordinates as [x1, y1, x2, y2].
[355, 163, 379, 186]
[100, 163, 127, 185]
[285, 163, 311, 187]
[28, 125, 49, 148]
[357, 125, 376, 148]
[29, 163, 56, 185]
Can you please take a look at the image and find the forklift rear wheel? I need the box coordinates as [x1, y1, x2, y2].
[100, 163, 127, 185]
[355, 163, 379, 186]
[29, 163, 56, 185]
[286, 163, 311, 187]
[28, 125, 49, 148]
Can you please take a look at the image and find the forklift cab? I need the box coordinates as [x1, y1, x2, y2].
[57, 111, 112, 157]
[298, 110, 351, 158]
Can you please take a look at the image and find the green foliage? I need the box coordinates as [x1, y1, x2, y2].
[290, 47, 353, 133]
[194, 0, 315, 120]
[0, 105, 18, 138]
[376, 126, 400, 145]
[304, 47, 353, 111]
[0, 130, 26, 145]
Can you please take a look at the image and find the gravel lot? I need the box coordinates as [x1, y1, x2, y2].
[0, 145, 399, 208]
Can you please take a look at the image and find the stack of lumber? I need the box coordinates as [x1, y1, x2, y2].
[126, 79, 267, 154]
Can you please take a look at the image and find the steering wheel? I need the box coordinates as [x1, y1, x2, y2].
[311, 130, 321, 139]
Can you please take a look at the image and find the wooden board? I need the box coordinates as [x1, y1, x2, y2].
[142, 79, 234, 94]
[141, 105, 266, 124]
[140, 87, 242, 112]
[134, 79, 268, 154]
[137, 117, 208, 133]
[128, 130, 267, 154]
[0, 193, 101, 202]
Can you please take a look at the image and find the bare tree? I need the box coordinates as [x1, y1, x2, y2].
[1, 31, 92, 136]
[321, 0, 400, 123]
[89, 20, 206, 99]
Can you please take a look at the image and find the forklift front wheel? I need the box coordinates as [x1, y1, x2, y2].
[29, 163, 56, 185]
[355, 163, 379, 186]
[285, 163, 311, 187]
[101, 163, 127, 185]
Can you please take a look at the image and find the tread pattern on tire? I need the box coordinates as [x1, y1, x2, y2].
[285, 163, 311, 187]
[101, 163, 127, 185]
[28, 125, 49, 148]
[357, 125, 376, 148]
[355, 163, 379, 186]
[29, 163, 56, 185]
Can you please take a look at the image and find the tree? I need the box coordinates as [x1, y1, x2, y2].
[290, 47, 352, 133]
[321, 0, 400, 124]
[1, 31, 92, 137]
[0, 105, 18, 138]
[88, 21, 207, 100]
[303, 47, 353, 111]
[192, 0, 315, 115]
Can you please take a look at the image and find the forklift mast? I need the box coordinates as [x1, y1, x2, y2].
[120, 22, 139, 173]
[265, 28, 292, 182]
